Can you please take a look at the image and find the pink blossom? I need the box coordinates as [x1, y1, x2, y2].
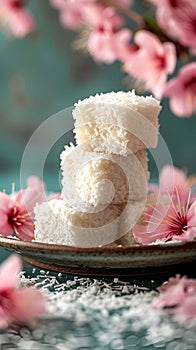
[50, 0, 127, 61]
[0, 190, 41, 241]
[88, 26, 131, 63]
[27, 175, 61, 201]
[149, 0, 196, 49]
[0, 254, 46, 328]
[50, 0, 95, 30]
[50, 0, 128, 63]
[159, 165, 189, 197]
[132, 190, 196, 244]
[83, 4, 123, 29]
[27, 175, 46, 194]
[0, 176, 60, 240]
[50, 0, 125, 30]
[85, 2, 130, 63]
[0, 0, 35, 38]
[164, 63, 196, 117]
[0, 177, 46, 241]
[149, 164, 196, 203]
[124, 30, 176, 98]
[153, 275, 196, 319]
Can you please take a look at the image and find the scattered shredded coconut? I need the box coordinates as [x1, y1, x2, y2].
[3, 270, 194, 350]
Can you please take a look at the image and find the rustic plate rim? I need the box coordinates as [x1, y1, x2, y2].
[0, 235, 195, 254]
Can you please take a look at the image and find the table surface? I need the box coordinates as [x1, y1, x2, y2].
[0, 248, 196, 350]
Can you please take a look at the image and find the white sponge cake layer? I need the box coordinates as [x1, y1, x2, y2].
[60, 143, 148, 212]
[73, 91, 161, 154]
[33, 90, 161, 248]
[34, 199, 145, 247]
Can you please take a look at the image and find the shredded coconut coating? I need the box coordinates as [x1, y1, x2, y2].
[33, 91, 161, 247]
[60, 143, 148, 212]
[34, 199, 145, 247]
[73, 90, 161, 154]
[34, 199, 117, 247]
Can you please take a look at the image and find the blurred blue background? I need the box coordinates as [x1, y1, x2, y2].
[0, 1, 195, 193]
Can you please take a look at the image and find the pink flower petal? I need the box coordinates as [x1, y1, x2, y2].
[153, 275, 196, 319]
[164, 63, 196, 117]
[0, 255, 21, 291]
[163, 42, 177, 74]
[124, 30, 176, 99]
[27, 176, 46, 193]
[157, 275, 182, 292]
[0, 213, 13, 236]
[51, 0, 95, 30]
[133, 187, 196, 245]
[15, 220, 34, 241]
[134, 30, 163, 55]
[0, 192, 11, 212]
[8, 9, 35, 38]
[132, 218, 167, 245]
[10, 287, 46, 324]
[180, 62, 196, 80]
[0, 193, 14, 236]
[0, 307, 10, 329]
[153, 164, 195, 204]
[88, 27, 131, 64]
[160, 165, 187, 190]
[149, 0, 196, 48]
[0, 255, 46, 328]
[159, 165, 189, 201]
[177, 295, 196, 319]
[17, 188, 45, 215]
[153, 284, 185, 309]
[0, 176, 48, 241]
[170, 228, 196, 242]
[187, 201, 196, 227]
[170, 90, 195, 117]
[84, 4, 123, 29]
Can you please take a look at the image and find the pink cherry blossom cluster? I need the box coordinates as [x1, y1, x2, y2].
[1, 1, 195, 117]
[0, 254, 46, 329]
[133, 165, 196, 245]
[0, 176, 60, 241]
[49, 0, 196, 118]
[50, 0, 132, 63]
[153, 275, 196, 320]
[0, 0, 35, 37]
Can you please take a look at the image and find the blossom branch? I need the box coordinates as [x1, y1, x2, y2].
[1, 0, 195, 118]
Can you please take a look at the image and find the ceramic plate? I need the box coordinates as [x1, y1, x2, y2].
[0, 236, 195, 276]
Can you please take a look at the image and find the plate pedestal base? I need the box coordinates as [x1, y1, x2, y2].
[24, 257, 196, 277]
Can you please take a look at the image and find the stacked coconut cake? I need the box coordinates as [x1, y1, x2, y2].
[34, 91, 161, 247]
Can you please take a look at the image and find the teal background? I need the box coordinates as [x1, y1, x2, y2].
[0, 3, 195, 346]
[0, 0, 195, 193]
